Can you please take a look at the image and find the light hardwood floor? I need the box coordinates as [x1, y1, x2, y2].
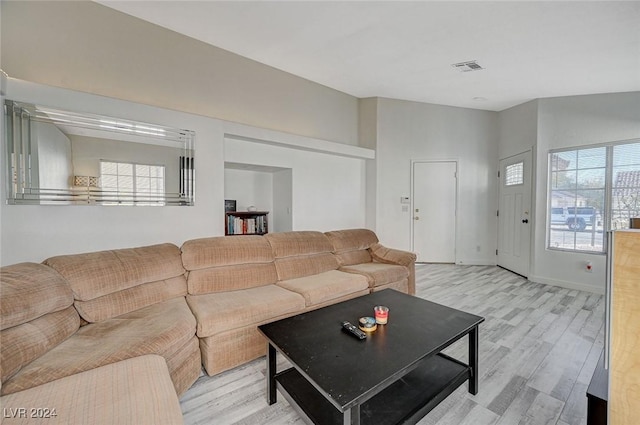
[180, 264, 604, 425]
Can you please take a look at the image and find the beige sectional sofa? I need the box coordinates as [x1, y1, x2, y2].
[0, 229, 415, 424]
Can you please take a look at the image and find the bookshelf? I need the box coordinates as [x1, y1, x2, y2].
[225, 211, 269, 235]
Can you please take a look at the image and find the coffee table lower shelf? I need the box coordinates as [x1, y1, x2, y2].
[275, 353, 471, 425]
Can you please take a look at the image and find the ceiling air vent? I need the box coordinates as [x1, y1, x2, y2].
[452, 60, 484, 72]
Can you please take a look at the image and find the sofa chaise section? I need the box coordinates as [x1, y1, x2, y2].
[182, 235, 306, 376]
[35, 243, 201, 396]
[324, 228, 417, 295]
[264, 231, 370, 308]
[0, 355, 184, 425]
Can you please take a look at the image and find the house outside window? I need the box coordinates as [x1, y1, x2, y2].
[547, 141, 640, 253]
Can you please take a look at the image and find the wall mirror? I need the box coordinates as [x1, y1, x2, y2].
[4, 100, 195, 206]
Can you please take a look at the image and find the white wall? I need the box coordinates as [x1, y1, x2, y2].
[273, 169, 293, 233]
[374, 98, 499, 263]
[1, 1, 358, 146]
[498, 100, 538, 159]
[33, 122, 73, 190]
[0, 1, 368, 265]
[3, 2, 636, 294]
[224, 137, 369, 232]
[1, 79, 372, 266]
[71, 136, 181, 193]
[530, 92, 640, 293]
[497, 100, 538, 277]
[1, 79, 224, 266]
[224, 168, 273, 215]
[359, 98, 378, 230]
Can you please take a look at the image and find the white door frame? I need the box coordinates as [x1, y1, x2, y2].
[410, 159, 459, 262]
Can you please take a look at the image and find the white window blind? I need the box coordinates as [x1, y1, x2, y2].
[548, 141, 640, 253]
[100, 161, 165, 205]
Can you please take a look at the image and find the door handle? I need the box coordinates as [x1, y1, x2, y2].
[414, 217, 420, 220]
[522, 219, 529, 223]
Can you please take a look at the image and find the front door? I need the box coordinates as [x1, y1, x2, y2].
[412, 161, 457, 263]
[497, 151, 532, 277]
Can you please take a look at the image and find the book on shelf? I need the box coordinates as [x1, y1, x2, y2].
[226, 212, 268, 235]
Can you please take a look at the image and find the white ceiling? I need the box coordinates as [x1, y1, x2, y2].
[98, 1, 640, 111]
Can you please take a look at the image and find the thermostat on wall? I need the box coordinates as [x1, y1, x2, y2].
[400, 197, 410, 204]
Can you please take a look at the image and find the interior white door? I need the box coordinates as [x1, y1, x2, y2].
[497, 151, 532, 277]
[412, 161, 457, 262]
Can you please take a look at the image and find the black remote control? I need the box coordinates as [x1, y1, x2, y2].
[341, 321, 367, 340]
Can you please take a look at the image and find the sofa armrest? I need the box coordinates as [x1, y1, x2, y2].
[370, 243, 417, 295]
[369, 243, 416, 267]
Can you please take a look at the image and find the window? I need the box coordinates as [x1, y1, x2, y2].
[100, 161, 165, 205]
[505, 161, 524, 186]
[548, 141, 640, 253]
[612, 143, 640, 230]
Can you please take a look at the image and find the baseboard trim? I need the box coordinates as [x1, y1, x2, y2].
[529, 274, 604, 295]
[455, 259, 497, 266]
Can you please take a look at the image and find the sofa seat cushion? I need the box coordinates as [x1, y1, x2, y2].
[277, 270, 369, 307]
[340, 262, 409, 288]
[187, 285, 305, 338]
[0, 355, 184, 425]
[1, 297, 196, 395]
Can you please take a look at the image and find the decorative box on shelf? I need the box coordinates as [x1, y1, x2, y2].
[225, 211, 269, 235]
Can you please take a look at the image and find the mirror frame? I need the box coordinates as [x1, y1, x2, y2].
[4, 100, 195, 206]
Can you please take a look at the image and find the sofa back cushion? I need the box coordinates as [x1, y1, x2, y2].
[0, 263, 80, 385]
[181, 235, 277, 294]
[265, 231, 338, 281]
[324, 228, 378, 266]
[44, 243, 186, 323]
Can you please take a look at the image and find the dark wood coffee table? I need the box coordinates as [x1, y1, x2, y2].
[258, 289, 484, 425]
